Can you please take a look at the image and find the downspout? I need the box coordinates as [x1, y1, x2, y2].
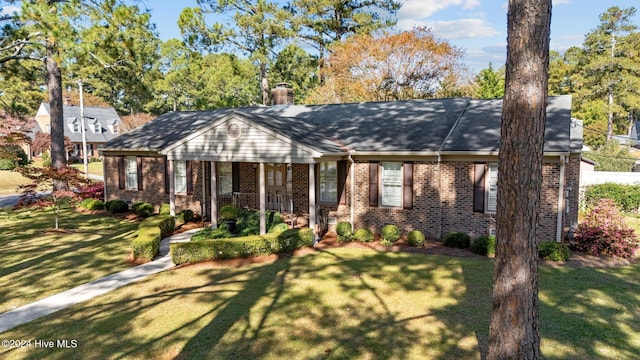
[556, 154, 567, 242]
[102, 158, 108, 201]
[201, 160, 206, 220]
[348, 152, 355, 227]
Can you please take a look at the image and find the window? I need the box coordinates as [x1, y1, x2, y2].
[486, 163, 498, 212]
[380, 162, 403, 207]
[319, 161, 337, 203]
[125, 156, 138, 190]
[93, 122, 101, 133]
[174, 160, 187, 194]
[218, 162, 232, 195]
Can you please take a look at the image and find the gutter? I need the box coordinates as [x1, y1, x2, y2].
[556, 154, 569, 242]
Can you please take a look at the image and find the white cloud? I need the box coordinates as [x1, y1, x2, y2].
[430, 18, 501, 40]
[398, 0, 480, 21]
[1, 5, 19, 16]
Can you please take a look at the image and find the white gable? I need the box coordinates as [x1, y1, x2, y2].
[163, 116, 320, 163]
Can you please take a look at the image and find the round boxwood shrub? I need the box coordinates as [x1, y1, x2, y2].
[381, 224, 400, 242]
[471, 235, 496, 256]
[181, 209, 195, 223]
[105, 199, 129, 214]
[538, 240, 570, 262]
[80, 198, 104, 210]
[336, 221, 353, 237]
[132, 202, 154, 218]
[159, 203, 171, 215]
[407, 230, 425, 246]
[353, 228, 374, 242]
[444, 232, 471, 249]
[219, 205, 239, 220]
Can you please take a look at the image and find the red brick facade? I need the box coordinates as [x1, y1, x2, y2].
[104, 154, 580, 241]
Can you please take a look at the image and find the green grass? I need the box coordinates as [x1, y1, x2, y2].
[624, 215, 640, 234]
[0, 207, 139, 314]
[0, 170, 30, 195]
[70, 161, 103, 177]
[1, 247, 639, 359]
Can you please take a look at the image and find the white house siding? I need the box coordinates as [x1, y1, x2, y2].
[163, 118, 317, 164]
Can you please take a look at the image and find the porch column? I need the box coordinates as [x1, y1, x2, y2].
[309, 163, 316, 235]
[201, 161, 206, 219]
[210, 161, 217, 229]
[259, 162, 266, 234]
[168, 160, 175, 216]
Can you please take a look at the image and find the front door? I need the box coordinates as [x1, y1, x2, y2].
[265, 163, 291, 212]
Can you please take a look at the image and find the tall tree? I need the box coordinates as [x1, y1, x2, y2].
[179, 0, 293, 105]
[307, 27, 465, 103]
[288, 0, 401, 71]
[270, 44, 319, 103]
[474, 62, 505, 99]
[488, 0, 551, 359]
[572, 6, 640, 140]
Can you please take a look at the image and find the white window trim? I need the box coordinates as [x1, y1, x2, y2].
[71, 119, 80, 133]
[486, 163, 498, 213]
[380, 161, 403, 208]
[125, 156, 138, 190]
[174, 160, 187, 194]
[319, 161, 338, 203]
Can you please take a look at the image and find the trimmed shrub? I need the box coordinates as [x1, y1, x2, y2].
[407, 230, 425, 247]
[353, 228, 374, 242]
[142, 214, 175, 238]
[268, 222, 289, 233]
[381, 224, 400, 242]
[380, 238, 394, 247]
[336, 221, 353, 237]
[79, 182, 104, 201]
[444, 232, 471, 249]
[132, 226, 161, 261]
[159, 203, 171, 215]
[132, 202, 154, 218]
[171, 228, 315, 264]
[538, 240, 570, 262]
[80, 198, 104, 210]
[573, 198, 640, 258]
[104, 199, 128, 213]
[584, 183, 640, 213]
[181, 209, 195, 223]
[471, 235, 496, 256]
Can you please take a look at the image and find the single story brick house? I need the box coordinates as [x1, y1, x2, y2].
[99, 95, 582, 241]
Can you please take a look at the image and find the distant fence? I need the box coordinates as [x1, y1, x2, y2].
[579, 171, 640, 209]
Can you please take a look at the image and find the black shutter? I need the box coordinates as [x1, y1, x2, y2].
[403, 162, 413, 210]
[337, 160, 347, 205]
[164, 158, 170, 194]
[118, 156, 125, 189]
[369, 162, 378, 207]
[232, 162, 240, 192]
[473, 163, 486, 212]
[137, 157, 143, 190]
[186, 160, 193, 195]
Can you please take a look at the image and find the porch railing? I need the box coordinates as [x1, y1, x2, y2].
[231, 192, 293, 213]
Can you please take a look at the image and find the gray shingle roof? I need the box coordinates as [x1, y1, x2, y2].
[100, 95, 578, 154]
[42, 103, 122, 143]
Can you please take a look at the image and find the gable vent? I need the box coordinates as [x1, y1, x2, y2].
[226, 123, 241, 140]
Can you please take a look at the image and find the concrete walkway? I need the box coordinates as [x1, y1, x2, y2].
[0, 228, 199, 334]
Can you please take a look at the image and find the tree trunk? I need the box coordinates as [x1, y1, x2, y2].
[261, 63, 269, 106]
[46, 42, 67, 191]
[487, 1, 551, 359]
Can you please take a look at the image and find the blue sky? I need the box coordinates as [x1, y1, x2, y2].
[145, 0, 639, 73]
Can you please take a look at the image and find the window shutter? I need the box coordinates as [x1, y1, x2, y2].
[232, 162, 240, 192]
[118, 156, 125, 189]
[164, 158, 170, 194]
[186, 160, 194, 195]
[337, 160, 347, 205]
[403, 162, 413, 210]
[369, 162, 378, 207]
[137, 157, 143, 191]
[473, 163, 486, 212]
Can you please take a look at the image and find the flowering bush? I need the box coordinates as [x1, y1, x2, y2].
[573, 198, 640, 258]
[79, 181, 104, 201]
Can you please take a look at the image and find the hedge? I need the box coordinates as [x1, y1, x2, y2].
[171, 228, 314, 265]
[584, 183, 640, 213]
[132, 215, 175, 262]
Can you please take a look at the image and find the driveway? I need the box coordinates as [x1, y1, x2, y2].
[0, 194, 20, 208]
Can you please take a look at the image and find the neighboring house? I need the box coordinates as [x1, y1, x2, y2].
[99, 95, 582, 242]
[32, 101, 122, 159]
[612, 121, 640, 147]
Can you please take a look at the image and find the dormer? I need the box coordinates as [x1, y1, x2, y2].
[70, 118, 80, 133]
[88, 118, 101, 133]
[108, 119, 119, 134]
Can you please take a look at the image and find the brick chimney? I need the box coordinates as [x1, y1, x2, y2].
[270, 83, 294, 105]
[64, 97, 71, 106]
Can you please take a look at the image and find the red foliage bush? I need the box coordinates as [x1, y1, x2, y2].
[573, 198, 640, 258]
[79, 182, 104, 201]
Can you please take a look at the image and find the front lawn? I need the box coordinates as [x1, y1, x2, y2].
[1, 247, 639, 359]
[0, 207, 139, 314]
[0, 170, 30, 195]
[70, 161, 103, 177]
